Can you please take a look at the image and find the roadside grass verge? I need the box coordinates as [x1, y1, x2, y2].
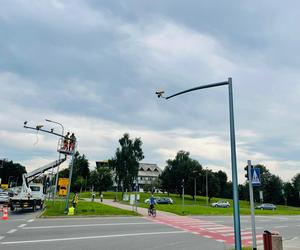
[78, 191, 300, 216]
[42, 200, 138, 217]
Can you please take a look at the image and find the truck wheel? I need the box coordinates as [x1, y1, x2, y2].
[40, 202, 44, 210]
[10, 205, 15, 211]
[32, 201, 36, 212]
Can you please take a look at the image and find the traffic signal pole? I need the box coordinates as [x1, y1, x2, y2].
[247, 160, 257, 250]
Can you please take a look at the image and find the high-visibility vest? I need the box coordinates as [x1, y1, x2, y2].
[68, 206, 75, 216]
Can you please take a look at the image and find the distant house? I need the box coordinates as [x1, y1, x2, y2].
[95, 161, 162, 191]
[138, 163, 162, 190]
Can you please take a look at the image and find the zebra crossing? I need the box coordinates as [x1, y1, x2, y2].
[146, 215, 263, 247]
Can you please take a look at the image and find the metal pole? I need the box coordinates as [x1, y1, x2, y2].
[115, 176, 118, 202]
[228, 78, 242, 250]
[45, 119, 64, 201]
[182, 179, 185, 208]
[194, 177, 196, 205]
[64, 144, 76, 212]
[206, 167, 208, 206]
[248, 160, 257, 250]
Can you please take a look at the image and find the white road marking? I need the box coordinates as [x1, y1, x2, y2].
[274, 225, 288, 228]
[1, 231, 186, 245]
[23, 222, 153, 230]
[18, 224, 26, 228]
[0, 236, 4, 241]
[214, 229, 233, 233]
[245, 227, 263, 230]
[5, 219, 26, 222]
[222, 231, 252, 237]
[205, 227, 227, 230]
[27, 219, 34, 223]
[7, 229, 17, 234]
[34, 216, 141, 221]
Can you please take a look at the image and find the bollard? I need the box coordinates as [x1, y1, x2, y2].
[270, 232, 283, 250]
[68, 206, 75, 216]
[263, 231, 272, 250]
[263, 231, 283, 250]
[2, 205, 9, 220]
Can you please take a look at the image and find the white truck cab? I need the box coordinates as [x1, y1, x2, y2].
[29, 184, 45, 208]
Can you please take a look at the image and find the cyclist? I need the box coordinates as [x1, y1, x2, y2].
[149, 195, 156, 215]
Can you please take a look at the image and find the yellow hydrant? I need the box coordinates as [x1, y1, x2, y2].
[68, 206, 75, 216]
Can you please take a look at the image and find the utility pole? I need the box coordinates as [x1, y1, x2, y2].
[206, 167, 208, 206]
[182, 179, 185, 207]
[194, 177, 196, 205]
[247, 160, 257, 250]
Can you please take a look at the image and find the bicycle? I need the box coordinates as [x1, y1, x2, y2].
[148, 207, 156, 217]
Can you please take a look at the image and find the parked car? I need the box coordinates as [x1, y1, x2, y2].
[211, 200, 230, 208]
[0, 191, 10, 205]
[156, 197, 173, 204]
[255, 203, 276, 210]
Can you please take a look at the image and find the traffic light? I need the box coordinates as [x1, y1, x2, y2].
[244, 166, 249, 180]
[244, 165, 253, 180]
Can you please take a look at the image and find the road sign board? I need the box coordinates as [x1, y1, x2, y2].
[251, 168, 261, 187]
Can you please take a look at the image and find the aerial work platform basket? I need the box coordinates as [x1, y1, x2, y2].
[57, 138, 76, 155]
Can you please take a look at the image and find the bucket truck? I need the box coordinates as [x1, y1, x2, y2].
[9, 157, 66, 211]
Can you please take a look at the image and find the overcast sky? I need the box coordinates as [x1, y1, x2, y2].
[1, 0, 300, 183]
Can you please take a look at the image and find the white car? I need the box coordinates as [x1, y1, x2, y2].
[211, 200, 230, 208]
[0, 191, 10, 204]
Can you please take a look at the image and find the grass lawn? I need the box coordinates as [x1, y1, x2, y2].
[78, 191, 300, 216]
[42, 199, 138, 217]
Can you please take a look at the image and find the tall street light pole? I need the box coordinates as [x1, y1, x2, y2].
[156, 78, 241, 250]
[206, 167, 208, 206]
[45, 119, 64, 201]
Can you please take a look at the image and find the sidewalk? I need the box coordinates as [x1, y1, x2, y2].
[101, 199, 175, 217]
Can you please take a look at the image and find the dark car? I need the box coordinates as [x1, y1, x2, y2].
[255, 203, 276, 210]
[156, 197, 173, 204]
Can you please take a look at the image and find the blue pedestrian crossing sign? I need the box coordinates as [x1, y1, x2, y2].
[251, 168, 261, 187]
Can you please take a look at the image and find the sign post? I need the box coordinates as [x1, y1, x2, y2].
[248, 160, 258, 250]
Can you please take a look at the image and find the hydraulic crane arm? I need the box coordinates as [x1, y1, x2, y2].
[26, 156, 67, 183]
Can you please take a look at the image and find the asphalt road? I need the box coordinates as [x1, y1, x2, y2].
[1, 210, 300, 250]
[0, 216, 227, 250]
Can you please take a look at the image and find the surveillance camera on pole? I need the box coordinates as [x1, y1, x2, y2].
[155, 91, 165, 98]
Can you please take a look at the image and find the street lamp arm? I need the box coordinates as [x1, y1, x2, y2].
[24, 125, 65, 138]
[165, 81, 228, 100]
[45, 119, 64, 136]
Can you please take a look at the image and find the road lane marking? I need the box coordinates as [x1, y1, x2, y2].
[23, 222, 153, 230]
[35, 216, 141, 221]
[5, 219, 26, 222]
[274, 225, 288, 228]
[0, 236, 4, 241]
[1, 231, 186, 245]
[7, 229, 17, 234]
[27, 219, 34, 223]
[18, 224, 26, 228]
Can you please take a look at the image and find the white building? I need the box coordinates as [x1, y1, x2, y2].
[95, 161, 162, 191]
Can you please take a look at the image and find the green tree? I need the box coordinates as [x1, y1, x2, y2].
[58, 151, 90, 192]
[109, 133, 144, 194]
[253, 165, 284, 204]
[90, 166, 113, 195]
[292, 173, 300, 193]
[216, 170, 228, 198]
[204, 170, 220, 202]
[0, 159, 26, 186]
[160, 151, 203, 199]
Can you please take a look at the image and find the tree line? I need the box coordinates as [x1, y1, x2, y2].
[2, 134, 300, 207]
